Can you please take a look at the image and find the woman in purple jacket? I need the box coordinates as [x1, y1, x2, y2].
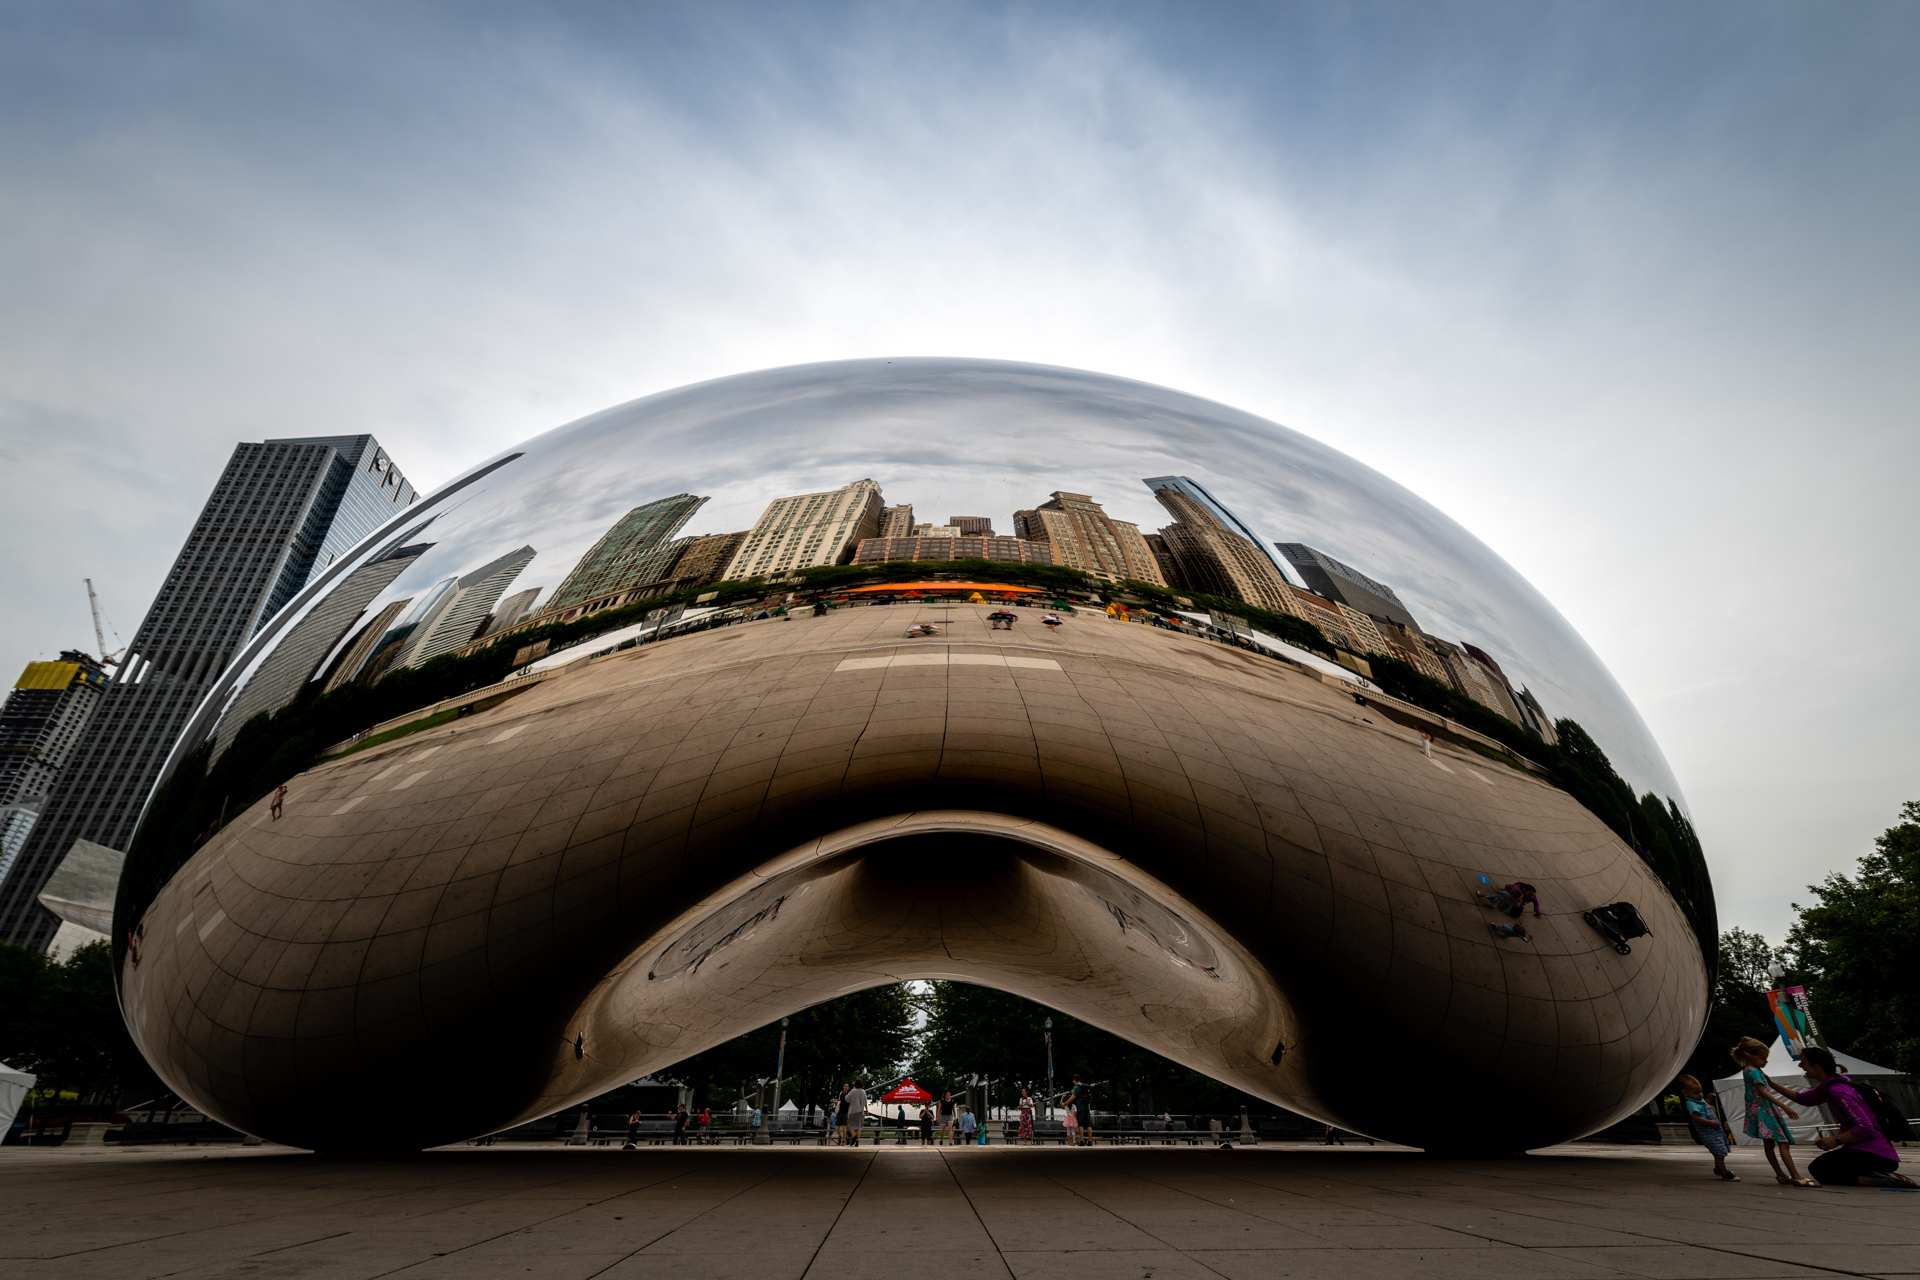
[1774, 1047, 1918, 1188]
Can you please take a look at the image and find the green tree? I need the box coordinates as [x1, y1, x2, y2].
[0, 940, 157, 1105]
[1677, 928, 1783, 1086]
[1786, 800, 1920, 1074]
[651, 984, 917, 1116]
[912, 981, 1278, 1117]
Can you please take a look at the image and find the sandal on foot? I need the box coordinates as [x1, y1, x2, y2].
[1793, 1177, 1821, 1188]
[1775, 1175, 1794, 1185]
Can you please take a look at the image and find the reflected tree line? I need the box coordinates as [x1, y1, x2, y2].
[618, 980, 1274, 1121]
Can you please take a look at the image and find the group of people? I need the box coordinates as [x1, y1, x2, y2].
[1476, 880, 1542, 944]
[1680, 1037, 1916, 1188]
[622, 1104, 710, 1147]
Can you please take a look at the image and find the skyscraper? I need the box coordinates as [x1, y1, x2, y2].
[392, 545, 538, 670]
[667, 531, 749, 588]
[947, 516, 995, 536]
[479, 588, 543, 640]
[546, 495, 708, 613]
[209, 537, 434, 749]
[0, 434, 415, 949]
[1149, 486, 1294, 613]
[722, 480, 885, 579]
[0, 654, 109, 887]
[878, 504, 916, 538]
[1275, 543, 1422, 632]
[1012, 492, 1163, 585]
[1141, 476, 1293, 584]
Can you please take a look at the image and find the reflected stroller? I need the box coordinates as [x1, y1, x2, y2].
[1583, 902, 1651, 954]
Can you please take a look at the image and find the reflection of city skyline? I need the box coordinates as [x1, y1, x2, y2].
[199, 359, 1673, 801]
[343, 464, 1561, 746]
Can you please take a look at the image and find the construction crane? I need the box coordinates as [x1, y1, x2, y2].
[84, 578, 127, 667]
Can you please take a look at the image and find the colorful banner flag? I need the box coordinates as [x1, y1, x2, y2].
[1767, 985, 1817, 1059]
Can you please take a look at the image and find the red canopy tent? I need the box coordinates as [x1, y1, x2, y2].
[879, 1079, 933, 1104]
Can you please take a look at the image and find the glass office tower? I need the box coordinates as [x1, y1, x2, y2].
[0, 435, 414, 949]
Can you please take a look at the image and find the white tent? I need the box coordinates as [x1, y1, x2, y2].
[1714, 1035, 1913, 1144]
[0, 1061, 37, 1138]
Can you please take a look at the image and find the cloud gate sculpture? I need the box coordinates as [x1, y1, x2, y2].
[115, 359, 1714, 1152]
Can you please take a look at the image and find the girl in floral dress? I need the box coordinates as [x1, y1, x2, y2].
[1733, 1036, 1816, 1186]
[1018, 1088, 1035, 1144]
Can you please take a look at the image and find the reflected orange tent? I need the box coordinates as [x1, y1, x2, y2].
[843, 582, 1044, 595]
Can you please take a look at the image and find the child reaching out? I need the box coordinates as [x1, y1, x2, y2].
[1731, 1035, 1816, 1187]
[1476, 881, 1543, 919]
[1678, 1075, 1739, 1182]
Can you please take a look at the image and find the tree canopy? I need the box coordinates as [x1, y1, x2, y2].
[0, 940, 156, 1105]
[1787, 800, 1920, 1074]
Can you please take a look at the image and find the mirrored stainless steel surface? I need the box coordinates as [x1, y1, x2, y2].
[117, 358, 1713, 1152]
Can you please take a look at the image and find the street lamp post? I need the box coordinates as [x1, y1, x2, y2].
[767, 1017, 790, 1144]
[1044, 1017, 1054, 1120]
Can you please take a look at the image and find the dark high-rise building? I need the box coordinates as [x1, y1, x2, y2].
[1141, 476, 1293, 584]
[0, 435, 415, 949]
[947, 516, 995, 536]
[1276, 543, 1422, 632]
[0, 653, 109, 886]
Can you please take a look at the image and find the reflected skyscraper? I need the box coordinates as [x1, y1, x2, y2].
[722, 480, 884, 579]
[1277, 543, 1422, 633]
[1142, 475, 1294, 584]
[547, 494, 707, 613]
[1012, 491, 1163, 584]
[0, 434, 414, 949]
[1149, 484, 1294, 612]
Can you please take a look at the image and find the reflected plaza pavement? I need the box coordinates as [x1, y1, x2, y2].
[5, 1141, 1915, 1280]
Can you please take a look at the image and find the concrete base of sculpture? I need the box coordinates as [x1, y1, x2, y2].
[120, 604, 1704, 1152]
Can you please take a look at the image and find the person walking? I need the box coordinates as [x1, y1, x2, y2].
[1042, 613, 1062, 632]
[939, 1091, 956, 1144]
[624, 1108, 642, 1149]
[959, 1107, 977, 1145]
[270, 784, 288, 819]
[835, 1083, 851, 1145]
[672, 1104, 688, 1145]
[1067, 1076, 1093, 1146]
[1731, 1036, 1815, 1186]
[1420, 733, 1433, 759]
[1018, 1088, 1035, 1145]
[919, 1105, 934, 1145]
[1772, 1047, 1918, 1188]
[846, 1080, 869, 1147]
[1677, 1075, 1739, 1181]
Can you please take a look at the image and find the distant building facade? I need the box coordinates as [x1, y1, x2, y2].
[1012, 492, 1163, 585]
[722, 480, 884, 579]
[947, 516, 995, 536]
[0, 434, 415, 949]
[852, 536, 1055, 566]
[547, 494, 708, 614]
[0, 654, 109, 887]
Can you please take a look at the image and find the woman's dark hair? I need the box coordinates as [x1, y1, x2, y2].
[1799, 1046, 1838, 1074]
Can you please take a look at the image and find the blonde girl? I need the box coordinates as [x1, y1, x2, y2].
[1732, 1036, 1816, 1187]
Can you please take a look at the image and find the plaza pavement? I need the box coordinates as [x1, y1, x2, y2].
[3, 1141, 1917, 1280]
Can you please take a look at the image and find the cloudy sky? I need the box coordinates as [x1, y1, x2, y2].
[2, 1, 1914, 946]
